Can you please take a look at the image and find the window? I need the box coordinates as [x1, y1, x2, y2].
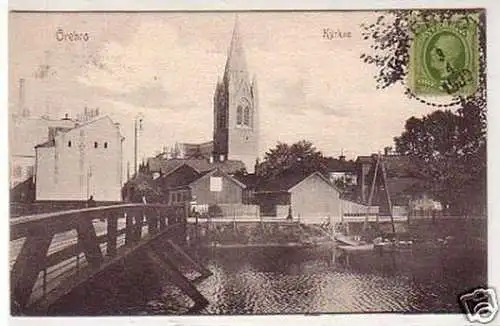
[218, 110, 227, 129]
[26, 166, 34, 177]
[68, 140, 72, 147]
[94, 142, 98, 148]
[236, 105, 243, 125]
[237, 99, 251, 127]
[243, 106, 250, 126]
[104, 142, 108, 149]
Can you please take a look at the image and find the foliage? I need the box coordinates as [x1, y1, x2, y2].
[123, 173, 163, 203]
[361, 9, 486, 215]
[394, 111, 486, 214]
[256, 140, 329, 179]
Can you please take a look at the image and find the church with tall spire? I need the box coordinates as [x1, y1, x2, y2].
[213, 17, 259, 173]
[153, 17, 259, 174]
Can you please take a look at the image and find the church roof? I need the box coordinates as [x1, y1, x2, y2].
[223, 16, 249, 83]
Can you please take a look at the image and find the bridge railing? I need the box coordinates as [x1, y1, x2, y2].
[10, 203, 188, 312]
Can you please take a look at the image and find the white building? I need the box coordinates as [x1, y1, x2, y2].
[35, 116, 124, 202]
[10, 114, 76, 188]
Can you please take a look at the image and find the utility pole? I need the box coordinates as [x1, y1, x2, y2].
[134, 114, 144, 176]
[127, 160, 130, 182]
[380, 156, 396, 235]
[364, 153, 380, 232]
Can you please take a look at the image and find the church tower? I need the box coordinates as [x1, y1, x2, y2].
[213, 18, 259, 173]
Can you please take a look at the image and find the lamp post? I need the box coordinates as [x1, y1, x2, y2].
[134, 114, 144, 176]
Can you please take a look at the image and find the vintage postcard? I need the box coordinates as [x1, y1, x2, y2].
[8, 8, 492, 323]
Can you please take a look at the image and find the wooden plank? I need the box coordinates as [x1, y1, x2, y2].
[125, 211, 134, 245]
[11, 232, 53, 309]
[159, 210, 166, 229]
[76, 218, 103, 269]
[147, 211, 159, 235]
[165, 240, 212, 277]
[134, 214, 143, 243]
[11, 204, 172, 241]
[45, 228, 126, 268]
[107, 215, 118, 257]
[26, 223, 183, 315]
[146, 249, 208, 307]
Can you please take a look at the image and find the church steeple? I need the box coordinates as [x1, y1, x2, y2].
[213, 16, 258, 173]
[224, 16, 249, 83]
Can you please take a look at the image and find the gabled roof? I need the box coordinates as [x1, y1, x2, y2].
[189, 167, 247, 189]
[35, 139, 55, 148]
[233, 173, 260, 189]
[212, 160, 246, 174]
[33, 116, 122, 149]
[147, 157, 245, 176]
[256, 170, 340, 193]
[289, 172, 341, 193]
[147, 158, 211, 175]
[159, 164, 204, 189]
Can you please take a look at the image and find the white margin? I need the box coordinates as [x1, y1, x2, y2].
[2, 1, 499, 326]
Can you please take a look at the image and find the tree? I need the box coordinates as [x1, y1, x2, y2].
[362, 10, 486, 215]
[394, 110, 486, 214]
[122, 172, 163, 203]
[256, 140, 329, 179]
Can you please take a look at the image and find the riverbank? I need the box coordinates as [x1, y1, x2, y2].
[186, 221, 333, 247]
[194, 240, 336, 249]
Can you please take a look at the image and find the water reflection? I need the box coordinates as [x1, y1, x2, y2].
[54, 241, 486, 315]
[187, 243, 485, 314]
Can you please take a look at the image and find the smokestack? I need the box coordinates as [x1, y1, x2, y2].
[19, 78, 28, 117]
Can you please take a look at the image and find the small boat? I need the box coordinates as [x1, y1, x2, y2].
[334, 233, 361, 246]
[338, 243, 375, 252]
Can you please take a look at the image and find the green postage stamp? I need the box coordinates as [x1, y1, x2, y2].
[409, 16, 479, 97]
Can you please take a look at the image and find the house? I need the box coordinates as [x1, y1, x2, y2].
[157, 165, 247, 205]
[254, 170, 342, 223]
[35, 116, 124, 202]
[156, 164, 204, 205]
[146, 156, 246, 178]
[189, 168, 247, 205]
[10, 114, 76, 191]
[354, 153, 442, 216]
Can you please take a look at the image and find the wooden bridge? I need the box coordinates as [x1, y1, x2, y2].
[10, 203, 212, 315]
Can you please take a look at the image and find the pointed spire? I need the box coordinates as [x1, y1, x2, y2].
[224, 15, 249, 82]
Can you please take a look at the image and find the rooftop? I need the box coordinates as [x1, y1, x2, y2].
[147, 157, 246, 176]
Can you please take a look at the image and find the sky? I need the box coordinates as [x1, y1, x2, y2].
[9, 11, 441, 167]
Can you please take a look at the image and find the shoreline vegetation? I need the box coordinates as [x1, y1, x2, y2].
[186, 218, 486, 251]
[187, 222, 333, 248]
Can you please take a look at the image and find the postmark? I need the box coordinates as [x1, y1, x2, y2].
[409, 17, 479, 97]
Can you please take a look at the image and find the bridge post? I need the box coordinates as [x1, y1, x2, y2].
[145, 248, 209, 308]
[134, 212, 143, 242]
[77, 217, 104, 269]
[11, 232, 53, 309]
[125, 211, 134, 245]
[147, 208, 159, 235]
[159, 208, 166, 229]
[107, 213, 118, 257]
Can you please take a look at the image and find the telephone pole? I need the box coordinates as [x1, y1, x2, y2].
[134, 114, 144, 176]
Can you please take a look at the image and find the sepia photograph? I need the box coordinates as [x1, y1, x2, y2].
[7, 7, 492, 322]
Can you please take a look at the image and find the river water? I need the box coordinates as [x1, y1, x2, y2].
[130, 240, 486, 315]
[50, 237, 486, 315]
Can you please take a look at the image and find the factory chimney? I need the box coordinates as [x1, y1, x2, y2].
[19, 78, 29, 117]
